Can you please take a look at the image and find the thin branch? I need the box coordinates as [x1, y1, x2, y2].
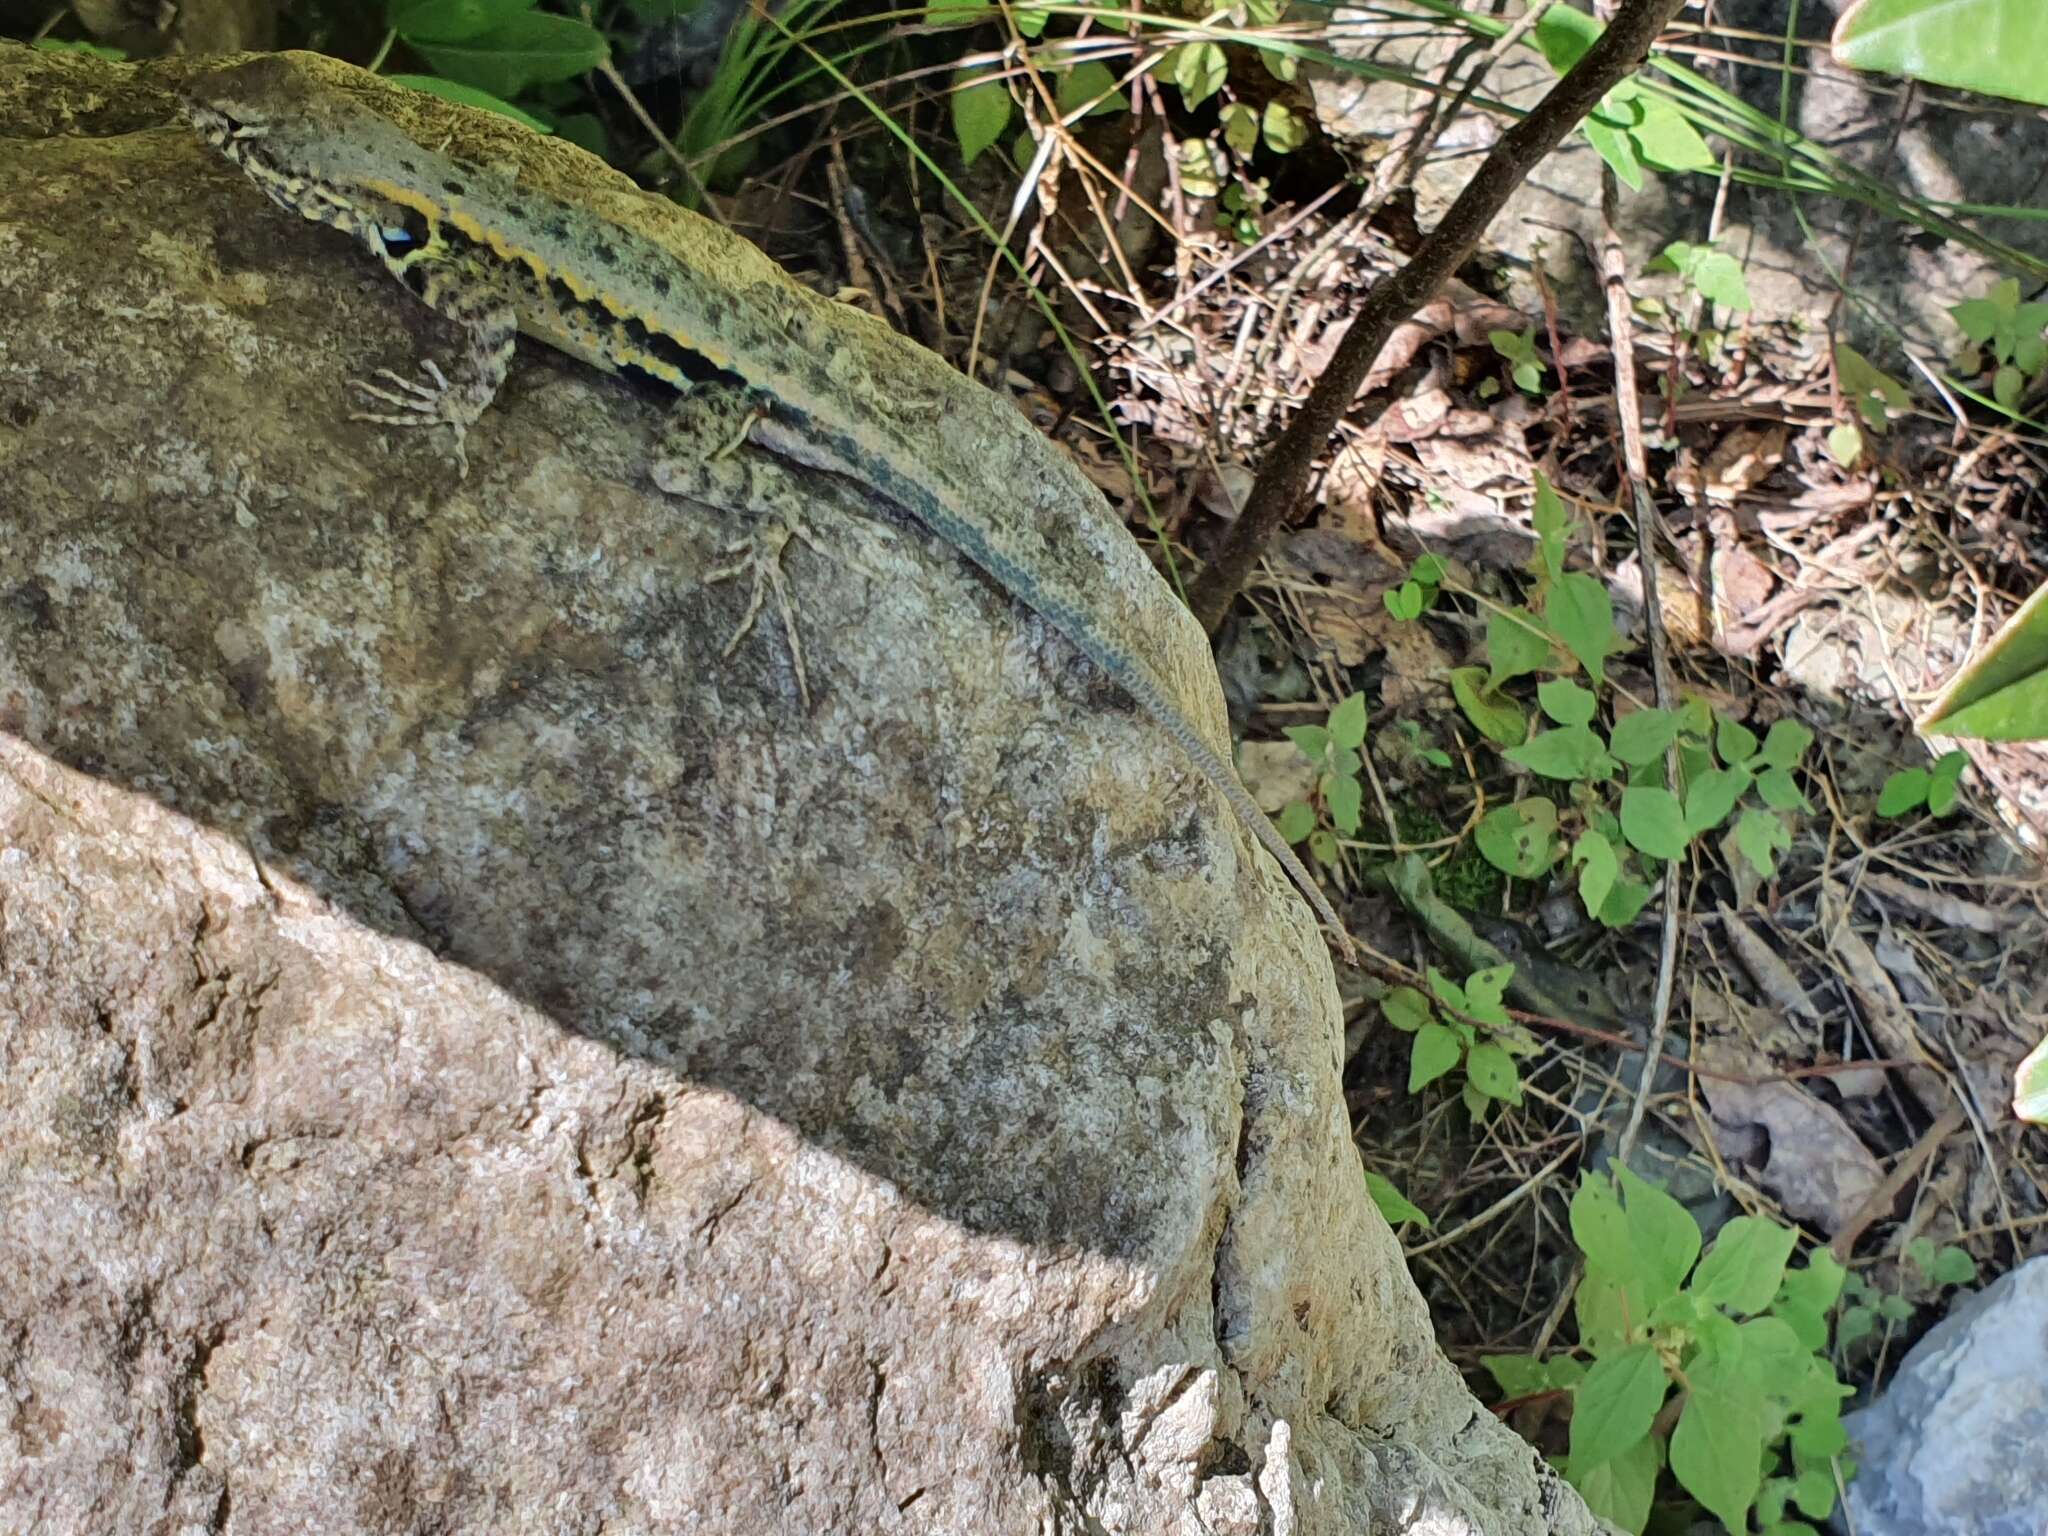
[1188, 0, 1695, 634]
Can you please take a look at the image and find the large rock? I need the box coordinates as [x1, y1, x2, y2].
[0, 46, 1606, 1535]
[1840, 1256, 2048, 1536]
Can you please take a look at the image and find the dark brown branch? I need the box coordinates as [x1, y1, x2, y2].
[1187, 0, 1695, 635]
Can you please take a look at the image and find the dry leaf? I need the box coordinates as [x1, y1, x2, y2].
[1718, 908, 1820, 1020]
[1858, 872, 2015, 935]
[1698, 1036, 1886, 1234]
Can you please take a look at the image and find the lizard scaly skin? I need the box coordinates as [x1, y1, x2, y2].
[180, 54, 1355, 966]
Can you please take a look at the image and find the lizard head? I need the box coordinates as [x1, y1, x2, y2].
[182, 56, 448, 262]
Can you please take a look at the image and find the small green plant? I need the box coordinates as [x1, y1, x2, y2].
[1379, 964, 1539, 1120]
[1639, 238, 1753, 372]
[1828, 342, 1914, 468]
[1949, 276, 2048, 413]
[1485, 1170, 1854, 1535]
[1277, 692, 1369, 869]
[1387, 474, 1811, 924]
[1488, 328, 1549, 396]
[1835, 1237, 1978, 1352]
[1383, 553, 1447, 622]
[946, 0, 1308, 236]
[1876, 750, 1968, 818]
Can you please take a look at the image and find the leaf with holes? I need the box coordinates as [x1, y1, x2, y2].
[1476, 799, 1560, 879]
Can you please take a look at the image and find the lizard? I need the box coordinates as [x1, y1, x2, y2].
[177, 53, 1357, 966]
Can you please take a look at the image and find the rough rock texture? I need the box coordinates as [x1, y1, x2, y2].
[1311, 0, 2048, 359]
[0, 46, 1607, 1534]
[1839, 1256, 2048, 1536]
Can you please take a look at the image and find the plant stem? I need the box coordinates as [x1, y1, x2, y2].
[1188, 0, 1696, 635]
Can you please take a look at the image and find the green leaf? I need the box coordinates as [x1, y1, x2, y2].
[1687, 248, 1752, 310]
[1670, 1354, 1766, 1532]
[1384, 581, 1424, 621]
[1733, 808, 1792, 879]
[1170, 40, 1228, 108]
[1716, 715, 1760, 765]
[390, 0, 535, 44]
[922, 0, 991, 21]
[1411, 553, 1448, 586]
[1548, 573, 1616, 684]
[1487, 607, 1553, 689]
[1409, 1021, 1463, 1091]
[1219, 101, 1259, 157]
[1326, 773, 1363, 836]
[1533, 0, 1602, 70]
[1276, 800, 1316, 845]
[1927, 752, 1967, 814]
[1365, 1170, 1431, 1228]
[1827, 421, 1864, 467]
[1571, 1432, 1661, 1536]
[1757, 719, 1815, 770]
[1056, 60, 1127, 118]
[1791, 1463, 1837, 1520]
[383, 74, 553, 130]
[1465, 1042, 1521, 1103]
[1684, 764, 1752, 836]
[1573, 1170, 1700, 1324]
[1476, 799, 1561, 879]
[1609, 708, 1679, 767]
[1539, 678, 1598, 727]
[1463, 964, 1515, 1026]
[1691, 1217, 1800, 1317]
[1582, 104, 1644, 190]
[1916, 577, 2048, 741]
[1621, 786, 1688, 860]
[407, 10, 609, 96]
[1328, 692, 1369, 750]
[1261, 100, 1308, 154]
[1428, 967, 1469, 1014]
[1483, 1354, 1552, 1398]
[1450, 668, 1529, 746]
[1836, 341, 1913, 434]
[1573, 829, 1619, 921]
[1506, 725, 1611, 781]
[1285, 725, 1331, 762]
[1771, 1252, 1847, 1352]
[951, 67, 1012, 164]
[1569, 1342, 1671, 1473]
[1930, 1246, 1978, 1286]
[1834, 0, 2048, 109]
[1599, 877, 1655, 928]
[1877, 766, 1930, 816]
[1756, 766, 1809, 812]
[1381, 986, 1432, 1032]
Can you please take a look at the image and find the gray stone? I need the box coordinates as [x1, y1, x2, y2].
[1839, 1255, 2048, 1536]
[0, 45, 1614, 1536]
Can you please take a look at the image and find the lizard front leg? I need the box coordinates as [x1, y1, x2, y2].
[351, 248, 521, 479]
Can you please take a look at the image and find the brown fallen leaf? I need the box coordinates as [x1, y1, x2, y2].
[1718, 908, 1820, 1020]
[1821, 885, 1949, 1115]
[1698, 1033, 1886, 1235]
[1858, 871, 2015, 935]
